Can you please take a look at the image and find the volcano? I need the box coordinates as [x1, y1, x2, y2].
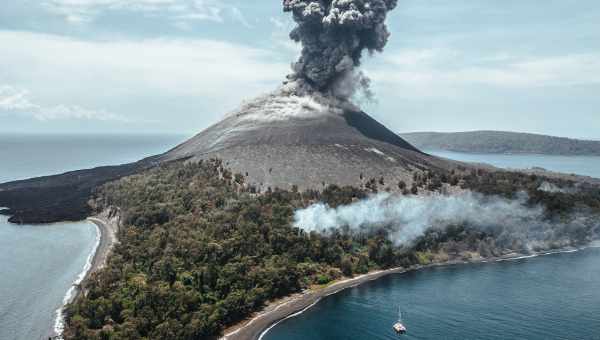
[0, 0, 452, 223]
[0, 84, 453, 223]
[162, 84, 449, 191]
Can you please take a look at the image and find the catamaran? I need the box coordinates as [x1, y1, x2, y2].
[392, 308, 407, 335]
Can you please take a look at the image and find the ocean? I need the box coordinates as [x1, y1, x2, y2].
[0, 217, 98, 340]
[263, 247, 600, 340]
[0, 133, 186, 340]
[263, 151, 600, 340]
[427, 149, 600, 179]
[0, 134, 187, 183]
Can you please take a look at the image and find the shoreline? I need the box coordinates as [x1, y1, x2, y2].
[50, 210, 119, 339]
[222, 245, 597, 340]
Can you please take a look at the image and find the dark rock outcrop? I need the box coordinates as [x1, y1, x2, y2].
[0, 157, 159, 224]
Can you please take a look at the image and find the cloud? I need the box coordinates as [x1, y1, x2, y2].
[43, 0, 251, 27]
[269, 16, 301, 55]
[0, 30, 288, 128]
[269, 17, 286, 29]
[372, 49, 600, 95]
[0, 30, 287, 95]
[0, 85, 127, 122]
[33, 104, 128, 122]
[382, 48, 458, 68]
[0, 86, 37, 111]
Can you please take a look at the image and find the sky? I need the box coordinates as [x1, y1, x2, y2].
[1, 0, 599, 139]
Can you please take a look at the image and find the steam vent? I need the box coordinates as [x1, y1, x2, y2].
[162, 83, 450, 191]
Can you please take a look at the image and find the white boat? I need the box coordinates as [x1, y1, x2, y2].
[392, 308, 407, 334]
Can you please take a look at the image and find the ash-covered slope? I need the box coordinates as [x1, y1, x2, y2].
[163, 84, 448, 190]
[159, 0, 449, 191]
[0, 85, 450, 224]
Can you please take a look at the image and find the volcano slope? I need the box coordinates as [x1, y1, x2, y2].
[0, 86, 453, 223]
[161, 85, 451, 192]
[0, 157, 160, 224]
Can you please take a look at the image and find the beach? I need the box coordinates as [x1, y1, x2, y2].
[50, 209, 119, 339]
[221, 262, 459, 340]
[86, 215, 119, 275]
[220, 269, 400, 340]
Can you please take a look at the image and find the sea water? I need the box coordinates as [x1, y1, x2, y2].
[0, 217, 97, 340]
[427, 149, 600, 179]
[0, 134, 186, 183]
[264, 247, 600, 340]
[0, 133, 185, 339]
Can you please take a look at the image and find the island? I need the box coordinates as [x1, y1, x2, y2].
[400, 131, 600, 156]
[60, 159, 600, 339]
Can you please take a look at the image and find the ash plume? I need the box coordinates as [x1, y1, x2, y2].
[294, 191, 599, 249]
[283, 0, 398, 98]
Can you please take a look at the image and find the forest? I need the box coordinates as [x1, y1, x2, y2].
[63, 159, 600, 339]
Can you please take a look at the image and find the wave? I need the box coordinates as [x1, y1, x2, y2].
[52, 221, 101, 338]
[588, 240, 600, 248]
[496, 254, 539, 262]
[258, 298, 322, 340]
[495, 247, 583, 262]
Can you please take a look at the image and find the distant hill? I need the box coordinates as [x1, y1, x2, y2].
[400, 131, 600, 156]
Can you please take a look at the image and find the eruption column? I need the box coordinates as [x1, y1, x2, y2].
[283, 0, 398, 95]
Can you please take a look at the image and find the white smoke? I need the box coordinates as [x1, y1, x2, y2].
[294, 191, 546, 246]
[331, 69, 375, 103]
[225, 81, 360, 123]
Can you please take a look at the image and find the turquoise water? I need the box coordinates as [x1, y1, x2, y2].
[264, 248, 600, 340]
[0, 134, 186, 339]
[427, 149, 600, 179]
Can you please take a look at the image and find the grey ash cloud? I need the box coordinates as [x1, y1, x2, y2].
[283, 0, 398, 96]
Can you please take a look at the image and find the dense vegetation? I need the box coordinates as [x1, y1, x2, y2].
[401, 131, 600, 156]
[63, 160, 600, 339]
[410, 166, 600, 217]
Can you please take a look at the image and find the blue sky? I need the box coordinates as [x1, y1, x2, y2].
[1, 0, 599, 138]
